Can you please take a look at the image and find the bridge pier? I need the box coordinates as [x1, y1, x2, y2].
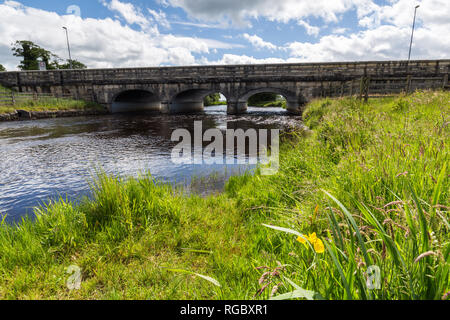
[160, 101, 170, 114]
[227, 101, 248, 115]
[103, 103, 112, 113]
[286, 100, 304, 115]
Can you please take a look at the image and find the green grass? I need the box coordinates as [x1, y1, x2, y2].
[0, 86, 103, 114]
[0, 99, 104, 114]
[248, 100, 287, 109]
[204, 101, 228, 107]
[0, 90, 448, 300]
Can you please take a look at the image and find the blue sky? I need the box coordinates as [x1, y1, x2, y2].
[0, 0, 448, 69]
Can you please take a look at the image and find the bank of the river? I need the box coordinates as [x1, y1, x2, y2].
[0, 91, 448, 300]
[204, 101, 227, 106]
[0, 85, 106, 121]
[0, 108, 108, 121]
[251, 100, 287, 109]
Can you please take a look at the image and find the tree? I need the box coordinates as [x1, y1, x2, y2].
[204, 93, 221, 106]
[57, 59, 87, 69]
[11, 40, 87, 70]
[248, 93, 279, 106]
[0, 64, 5, 72]
[12, 40, 60, 70]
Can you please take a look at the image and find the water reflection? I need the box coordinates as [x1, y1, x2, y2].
[0, 106, 303, 222]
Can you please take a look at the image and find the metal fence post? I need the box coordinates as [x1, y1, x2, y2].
[359, 77, 363, 100]
[365, 77, 370, 102]
[405, 75, 412, 94]
[359, 77, 370, 102]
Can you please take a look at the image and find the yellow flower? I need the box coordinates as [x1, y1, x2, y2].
[296, 235, 308, 247]
[296, 232, 325, 254]
[308, 232, 318, 242]
[313, 238, 325, 254]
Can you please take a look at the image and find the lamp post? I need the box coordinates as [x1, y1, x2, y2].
[408, 5, 420, 62]
[62, 26, 73, 69]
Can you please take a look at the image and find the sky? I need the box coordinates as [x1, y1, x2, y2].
[0, 0, 449, 70]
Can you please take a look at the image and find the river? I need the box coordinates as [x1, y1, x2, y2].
[0, 106, 302, 223]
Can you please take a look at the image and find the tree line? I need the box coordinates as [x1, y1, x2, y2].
[0, 40, 86, 72]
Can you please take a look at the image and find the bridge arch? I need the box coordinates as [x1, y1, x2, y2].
[169, 88, 229, 114]
[111, 89, 161, 113]
[239, 87, 296, 102]
[238, 87, 305, 114]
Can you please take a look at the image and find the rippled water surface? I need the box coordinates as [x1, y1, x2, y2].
[0, 106, 303, 222]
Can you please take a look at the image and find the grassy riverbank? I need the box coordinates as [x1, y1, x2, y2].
[247, 99, 287, 109]
[204, 101, 227, 107]
[0, 99, 104, 115]
[0, 85, 103, 114]
[0, 91, 448, 300]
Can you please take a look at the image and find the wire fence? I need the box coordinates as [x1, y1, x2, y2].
[0, 89, 75, 106]
[316, 75, 449, 101]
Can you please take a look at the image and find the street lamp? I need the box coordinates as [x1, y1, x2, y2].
[62, 26, 73, 69]
[408, 5, 420, 62]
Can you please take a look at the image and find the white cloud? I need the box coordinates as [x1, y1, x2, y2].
[148, 9, 171, 29]
[170, 21, 225, 29]
[165, 0, 366, 26]
[332, 27, 349, 34]
[163, 0, 449, 63]
[0, 1, 240, 70]
[101, 0, 153, 31]
[298, 21, 320, 37]
[361, 0, 450, 28]
[242, 33, 277, 51]
[202, 54, 301, 65]
[286, 0, 450, 62]
[1, 0, 448, 71]
[287, 25, 449, 62]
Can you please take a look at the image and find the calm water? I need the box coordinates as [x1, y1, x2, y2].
[0, 106, 303, 222]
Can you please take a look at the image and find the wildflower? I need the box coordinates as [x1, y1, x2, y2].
[296, 232, 325, 254]
[313, 238, 325, 254]
[296, 235, 308, 247]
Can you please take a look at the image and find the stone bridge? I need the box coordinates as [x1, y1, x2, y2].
[0, 59, 448, 114]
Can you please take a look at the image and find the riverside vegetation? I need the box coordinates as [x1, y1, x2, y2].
[0, 85, 103, 115]
[0, 99, 103, 115]
[0, 90, 448, 300]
